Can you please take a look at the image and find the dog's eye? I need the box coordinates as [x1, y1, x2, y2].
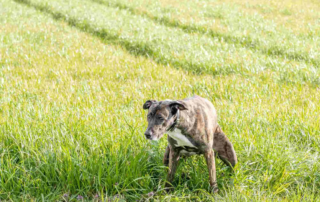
[157, 116, 164, 121]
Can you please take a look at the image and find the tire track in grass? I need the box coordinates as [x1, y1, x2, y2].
[13, 0, 243, 77]
[91, 0, 319, 67]
[13, 0, 320, 85]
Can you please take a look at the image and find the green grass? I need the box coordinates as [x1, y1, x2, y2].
[0, 0, 319, 201]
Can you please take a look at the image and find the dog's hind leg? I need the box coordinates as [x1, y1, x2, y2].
[163, 145, 170, 167]
[213, 125, 237, 167]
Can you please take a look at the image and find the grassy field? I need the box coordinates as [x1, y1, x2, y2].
[0, 0, 319, 201]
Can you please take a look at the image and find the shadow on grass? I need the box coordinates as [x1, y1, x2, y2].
[13, 0, 241, 77]
[92, 0, 319, 67]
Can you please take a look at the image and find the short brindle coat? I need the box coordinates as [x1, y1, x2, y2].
[143, 95, 237, 192]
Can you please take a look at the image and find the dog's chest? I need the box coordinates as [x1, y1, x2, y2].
[167, 129, 199, 156]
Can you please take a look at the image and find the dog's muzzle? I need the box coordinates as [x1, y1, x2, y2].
[144, 131, 152, 139]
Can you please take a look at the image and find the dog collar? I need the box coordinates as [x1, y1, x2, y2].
[167, 110, 179, 132]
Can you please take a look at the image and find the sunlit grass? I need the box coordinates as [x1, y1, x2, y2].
[96, 0, 320, 65]
[0, 0, 319, 201]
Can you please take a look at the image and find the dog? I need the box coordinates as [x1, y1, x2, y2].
[143, 95, 237, 192]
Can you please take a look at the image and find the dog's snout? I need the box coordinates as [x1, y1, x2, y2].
[145, 131, 152, 139]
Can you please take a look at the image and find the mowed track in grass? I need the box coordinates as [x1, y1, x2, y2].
[0, 0, 319, 201]
[94, 0, 320, 66]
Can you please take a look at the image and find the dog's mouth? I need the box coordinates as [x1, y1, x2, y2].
[149, 136, 159, 141]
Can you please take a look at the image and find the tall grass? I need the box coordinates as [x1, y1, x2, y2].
[0, 0, 319, 201]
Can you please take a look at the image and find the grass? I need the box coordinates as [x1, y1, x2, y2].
[0, 0, 319, 201]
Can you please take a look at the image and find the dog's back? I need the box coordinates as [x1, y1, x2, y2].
[177, 95, 218, 148]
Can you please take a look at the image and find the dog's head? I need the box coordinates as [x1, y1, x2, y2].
[143, 99, 187, 141]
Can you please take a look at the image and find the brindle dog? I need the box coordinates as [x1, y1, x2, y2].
[143, 95, 237, 192]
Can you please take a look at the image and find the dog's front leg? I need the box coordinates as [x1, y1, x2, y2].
[165, 146, 179, 191]
[163, 145, 170, 167]
[204, 150, 219, 193]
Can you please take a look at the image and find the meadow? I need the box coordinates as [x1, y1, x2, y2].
[0, 0, 319, 201]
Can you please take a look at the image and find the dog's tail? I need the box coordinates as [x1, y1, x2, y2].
[213, 125, 237, 167]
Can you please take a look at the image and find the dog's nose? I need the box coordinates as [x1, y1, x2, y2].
[145, 132, 151, 139]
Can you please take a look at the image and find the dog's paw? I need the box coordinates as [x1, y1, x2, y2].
[181, 173, 191, 181]
[164, 183, 174, 193]
[211, 186, 219, 194]
[210, 183, 219, 194]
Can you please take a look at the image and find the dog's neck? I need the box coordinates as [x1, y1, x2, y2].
[167, 110, 180, 132]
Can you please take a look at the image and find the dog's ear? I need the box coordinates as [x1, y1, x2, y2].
[143, 100, 157, 110]
[169, 101, 187, 114]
